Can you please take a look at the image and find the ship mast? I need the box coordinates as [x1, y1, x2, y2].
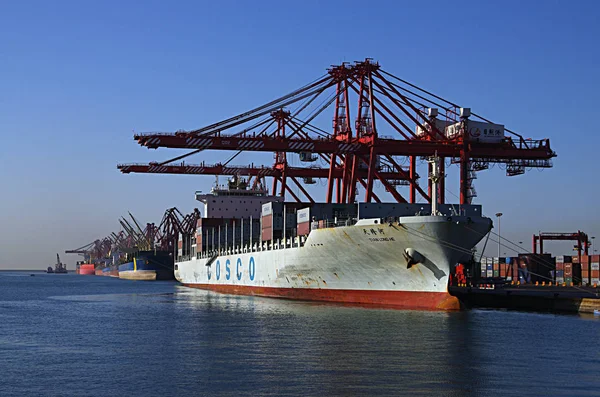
[429, 154, 442, 216]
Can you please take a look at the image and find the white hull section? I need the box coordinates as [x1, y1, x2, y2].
[175, 215, 491, 309]
[119, 270, 157, 281]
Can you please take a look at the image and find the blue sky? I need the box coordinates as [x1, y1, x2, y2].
[1, 0, 599, 268]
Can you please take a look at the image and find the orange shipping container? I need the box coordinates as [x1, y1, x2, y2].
[581, 272, 590, 284]
[564, 263, 573, 276]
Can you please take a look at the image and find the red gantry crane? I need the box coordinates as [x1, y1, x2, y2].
[119, 59, 555, 205]
[533, 231, 591, 263]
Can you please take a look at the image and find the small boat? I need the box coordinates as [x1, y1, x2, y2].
[48, 254, 68, 274]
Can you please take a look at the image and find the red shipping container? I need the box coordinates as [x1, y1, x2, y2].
[262, 214, 273, 229]
[581, 255, 590, 263]
[590, 255, 600, 262]
[580, 263, 590, 273]
[592, 270, 600, 278]
[261, 227, 272, 242]
[556, 262, 564, 271]
[297, 222, 310, 236]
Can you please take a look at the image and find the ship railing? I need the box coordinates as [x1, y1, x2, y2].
[310, 218, 356, 230]
[193, 236, 311, 261]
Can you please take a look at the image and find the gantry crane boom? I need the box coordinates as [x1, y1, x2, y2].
[117, 162, 411, 179]
[134, 134, 552, 161]
[124, 59, 555, 205]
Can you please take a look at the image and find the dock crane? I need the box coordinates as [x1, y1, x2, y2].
[122, 59, 554, 206]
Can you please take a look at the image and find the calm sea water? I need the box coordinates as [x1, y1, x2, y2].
[0, 272, 598, 397]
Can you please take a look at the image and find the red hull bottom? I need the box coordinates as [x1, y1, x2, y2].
[182, 284, 460, 311]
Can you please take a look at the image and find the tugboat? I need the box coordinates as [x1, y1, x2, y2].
[47, 254, 68, 274]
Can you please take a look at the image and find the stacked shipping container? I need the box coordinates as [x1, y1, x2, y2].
[477, 253, 598, 286]
[580, 255, 588, 285]
[588, 255, 600, 285]
[555, 255, 571, 284]
[479, 257, 515, 280]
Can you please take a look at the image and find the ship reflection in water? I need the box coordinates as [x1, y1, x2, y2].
[171, 287, 599, 396]
[1, 274, 598, 396]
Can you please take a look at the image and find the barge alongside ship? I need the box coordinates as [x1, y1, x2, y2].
[118, 251, 174, 281]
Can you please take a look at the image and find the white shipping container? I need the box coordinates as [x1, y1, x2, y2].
[591, 263, 600, 270]
[262, 203, 273, 217]
[297, 207, 311, 224]
[486, 270, 493, 277]
[556, 277, 564, 283]
[591, 278, 599, 285]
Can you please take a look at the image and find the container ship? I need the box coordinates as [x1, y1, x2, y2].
[174, 170, 492, 310]
[75, 261, 95, 275]
[101, 263, 119, 277]
[118, 251, 174, 281]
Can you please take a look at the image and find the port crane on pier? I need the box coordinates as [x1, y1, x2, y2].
[65, 208, 201, 263]
[533, 231, 591, 263]
[119, 59, 555, 205]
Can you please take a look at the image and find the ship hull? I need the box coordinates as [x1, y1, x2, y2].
[119, 270, 157, 281]
[78, 264, 95, 275]
[102, 265, 119, 277]
[118, 251, 174, 281]
[183, 283, 459, 310]
[176, 215, 491, 310]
